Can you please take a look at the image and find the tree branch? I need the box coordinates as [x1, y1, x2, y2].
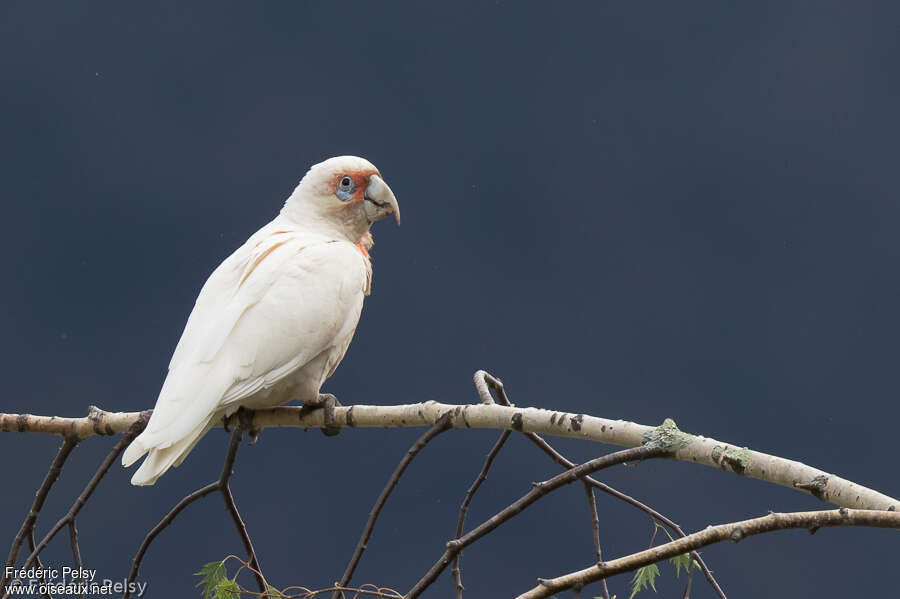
[1, 414, 149, 599]
[473, 369, 727, 599]
[524, 430, 726, 598]
[516, 508, 900, 598]
[5, 402, 893, 512]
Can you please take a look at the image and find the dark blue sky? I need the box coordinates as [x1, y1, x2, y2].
[2, 2, 898, 597]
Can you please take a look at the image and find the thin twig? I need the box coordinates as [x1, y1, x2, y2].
[69, 520, 84, 599]
[1, 435, 79, 594]
[518, 508, 900, 598]
[583, 484, 610, 599]
[451, 430, 511, 598]
[406, 445, 669, 598]
[333, 414, 453, 598]
[526, 432, 726, 598]
[2, 414, 149, 599]
[682, 562, 693, 599]
[476, 370, 726, 599]
[123, 482, 219, 598]
[220, 426, 266, 594]
[125, 416, 266, 597]
[26, 532, 52, 599]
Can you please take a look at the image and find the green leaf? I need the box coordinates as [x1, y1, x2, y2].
[629, 563, 660, 599]
[196, 562, 228, 599]
[669, 553, 701, 578]
[669, 553, 690, 578]
[214, 577, 241, 599]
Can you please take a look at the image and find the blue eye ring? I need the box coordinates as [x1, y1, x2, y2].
[336, 175, 355, 201]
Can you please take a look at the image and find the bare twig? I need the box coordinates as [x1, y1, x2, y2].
[475, 370, 724, 599]
[522, 422, 726, 598]
[682, 562, 694, 599]
[451, 430, 511, 598]
[519, 508, 900, 598]
[221, 426, 266, 594]
[583, 484, 610, 599]
[476, 372, 613, 599]
[406, 445, 669, 598]
[334, 414, 453, 598]
[69, 520, 84, 599]
[124, 423, 265, 598]
[2, 413, 149, 599]
[25, 532, 52, 599]
[124, 482, 219, 597]
[1, 435, 79, 594]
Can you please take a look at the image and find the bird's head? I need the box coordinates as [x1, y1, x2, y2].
[282, 156, 400, 241]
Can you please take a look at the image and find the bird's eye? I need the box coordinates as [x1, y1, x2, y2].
[336, 175, 355, 201]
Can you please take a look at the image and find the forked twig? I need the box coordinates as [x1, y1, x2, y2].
[527, 432, 725, 598]
[476, 370, 727, 599]
[406, 445, 669, 598]
[1, 414, 150, 599]
[220, 427, 266, 593]
[124, 423, 266, 598]
[1, 435, 80, 595]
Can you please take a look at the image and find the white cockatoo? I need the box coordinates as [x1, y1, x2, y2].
[122, 156, 400, 485]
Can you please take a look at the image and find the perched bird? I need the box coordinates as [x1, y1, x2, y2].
[122, 156, 400, 485]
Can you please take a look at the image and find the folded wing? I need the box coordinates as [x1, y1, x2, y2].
[122, 227, 368, 484]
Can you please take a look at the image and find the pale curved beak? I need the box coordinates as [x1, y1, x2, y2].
[364, 174, 401, 226]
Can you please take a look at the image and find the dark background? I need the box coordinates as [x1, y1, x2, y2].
[2, 2, 898, 597]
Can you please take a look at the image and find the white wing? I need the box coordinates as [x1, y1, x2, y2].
[123, 223, 368, 484]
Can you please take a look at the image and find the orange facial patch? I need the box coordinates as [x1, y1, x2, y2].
[329, 169, 380, 201]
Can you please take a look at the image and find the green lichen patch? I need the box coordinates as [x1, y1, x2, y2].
[642, 418, 694, 452]
[711, 445, 752, 475]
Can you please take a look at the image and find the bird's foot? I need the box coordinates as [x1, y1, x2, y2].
[223, 407, 260, 442]
[302, 393, 342, 437]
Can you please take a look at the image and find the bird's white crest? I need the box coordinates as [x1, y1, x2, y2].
[122, 156, 400, 485]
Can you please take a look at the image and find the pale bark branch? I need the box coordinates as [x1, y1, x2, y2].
[516, 508, 900, 599]
[3, 400, 897, 511]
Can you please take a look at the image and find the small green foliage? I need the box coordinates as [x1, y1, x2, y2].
[196, 562, 227, 599]
[669, 553, 699, 577]
[195, 561, 240, 599]
[629, 563, 660, 598]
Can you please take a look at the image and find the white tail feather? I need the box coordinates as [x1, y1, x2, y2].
[129, 418, 213, 486]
